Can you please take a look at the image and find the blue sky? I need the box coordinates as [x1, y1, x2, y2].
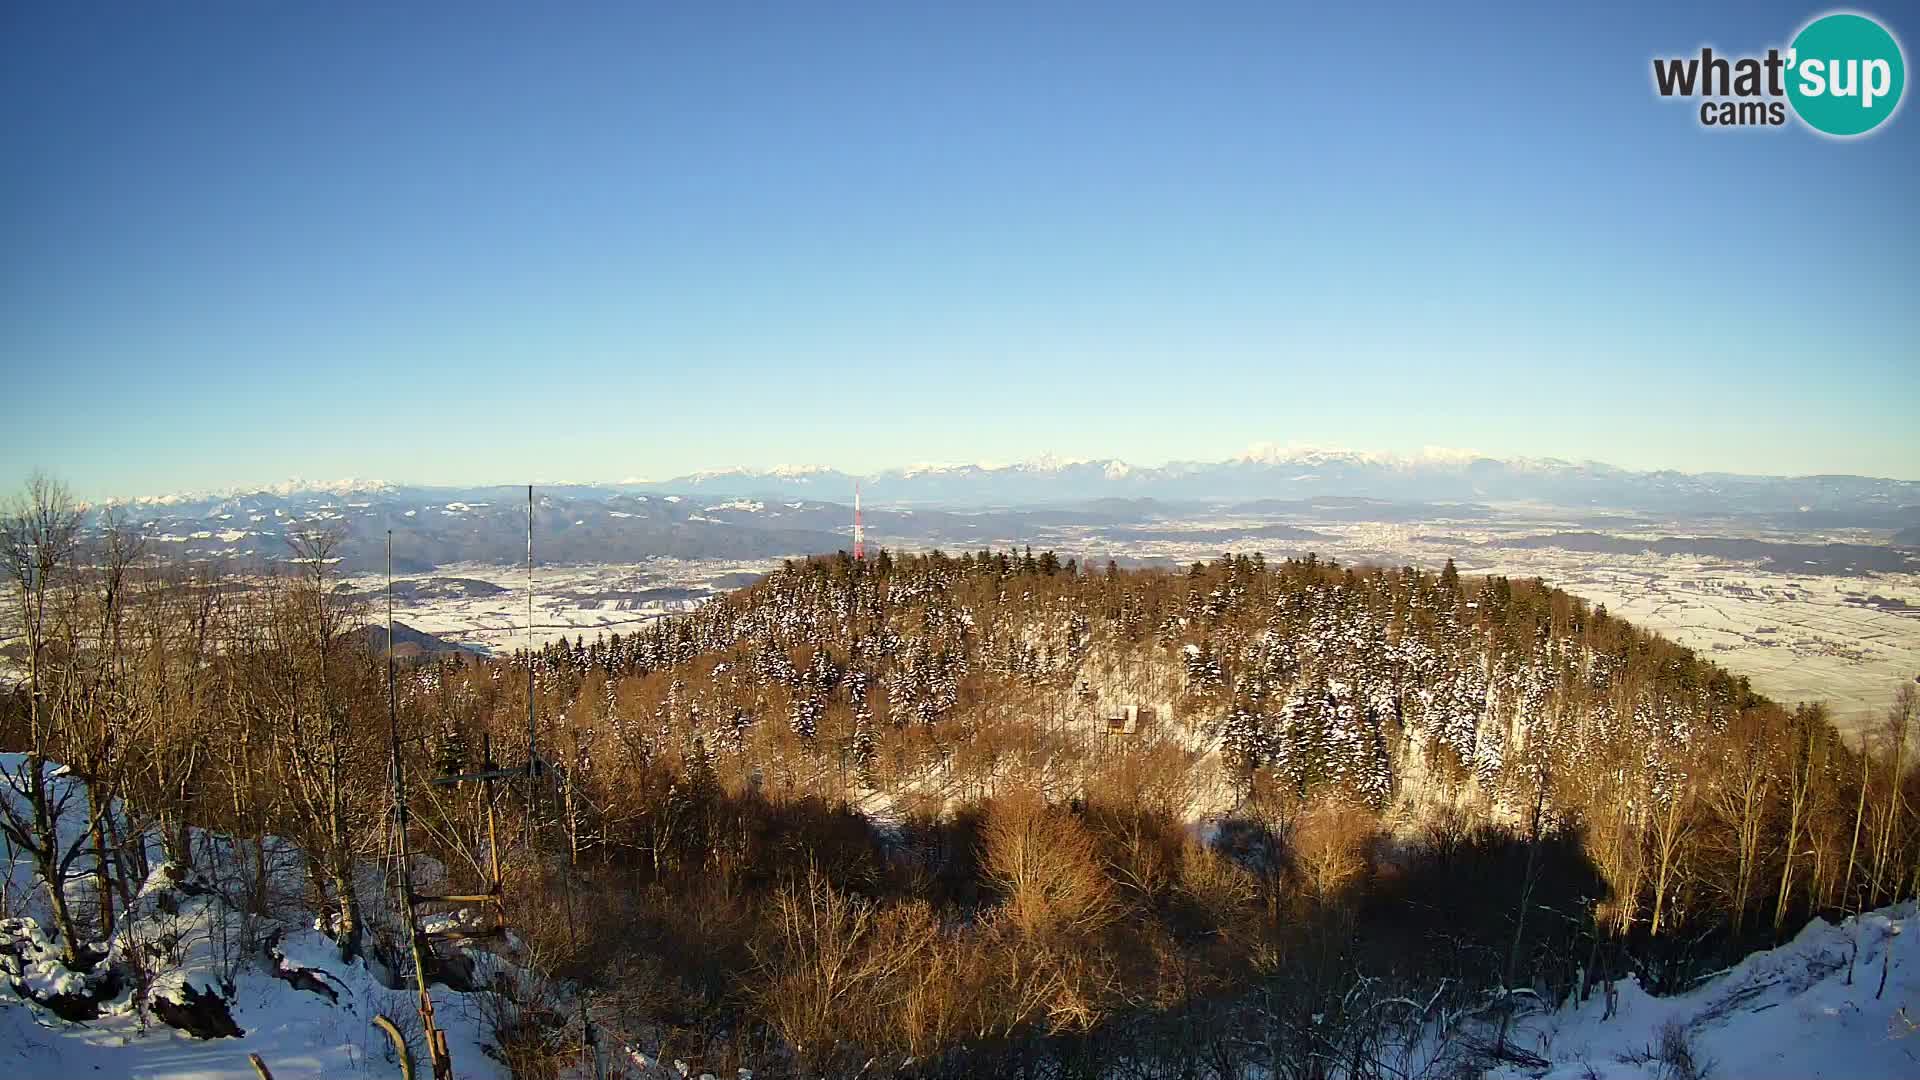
[3, 2, 1915, 498]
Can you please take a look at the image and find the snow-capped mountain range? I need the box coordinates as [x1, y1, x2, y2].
[639, 445, 1919, 518]
[82, 446, 1917, 575]
[115, 445, 1918, 524]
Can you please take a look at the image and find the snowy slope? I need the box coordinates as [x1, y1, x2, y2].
[1490, 905, 1920, 1080]
[1, 920, 505, 1080]
[1, 754, 508, 1080]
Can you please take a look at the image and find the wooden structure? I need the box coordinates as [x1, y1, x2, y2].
[1104, 704, 1140, 736]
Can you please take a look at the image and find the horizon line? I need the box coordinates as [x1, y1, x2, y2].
[35, 442, 1919, 507]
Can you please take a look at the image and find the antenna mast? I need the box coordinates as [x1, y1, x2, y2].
[389, 501, 552, 1079]
[528, 484, 536, 766]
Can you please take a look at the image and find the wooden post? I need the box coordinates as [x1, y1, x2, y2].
[390, 535, 455, 1080]
[394, 752, 454, 1080]
[482, 733, 503, 899]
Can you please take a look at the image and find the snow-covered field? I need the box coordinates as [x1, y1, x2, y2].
[336, 558, 777, 653]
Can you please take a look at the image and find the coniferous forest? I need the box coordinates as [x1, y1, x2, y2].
[5, 474, 1918, 1078]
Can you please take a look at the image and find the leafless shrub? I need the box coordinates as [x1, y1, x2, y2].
[1619, 1020, 1714, 1080]
[467, 959, 570, 1080]
[982, 789, 1119, 939]
[1294, 800, 1374, 905]
[1176, 838, 1259, 931]
[750, 866, 935, 1069]
[1085, 736, 1204, 822]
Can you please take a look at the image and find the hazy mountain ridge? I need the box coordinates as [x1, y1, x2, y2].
[116, 450, 1920, 517]
[653, 450, 1920, 515]
[90, 450, 1920, 573]
[120, 448, 1920, 516]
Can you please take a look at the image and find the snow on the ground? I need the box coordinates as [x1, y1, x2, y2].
[1490, 904, 1920, 1080]
[1, 928, 505, 1080]
[2, 754, 508, 1079]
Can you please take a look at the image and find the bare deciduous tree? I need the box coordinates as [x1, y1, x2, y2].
[0, 473, 96, 965]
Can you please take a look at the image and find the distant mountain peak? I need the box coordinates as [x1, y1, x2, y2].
[1237, 442, 1376, 467]
[683, 464, 837, 484]
[123, 477, 396, 507]
[1234, 442, 1493, 469]
[1012, 453, 1093, 472]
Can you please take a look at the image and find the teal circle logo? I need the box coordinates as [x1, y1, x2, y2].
[1787, 12, 1906, 136]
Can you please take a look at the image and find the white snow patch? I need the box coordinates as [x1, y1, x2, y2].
[1491, 903, 1920, 1080]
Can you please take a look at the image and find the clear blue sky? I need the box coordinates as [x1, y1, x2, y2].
[3, 2, 1915, 498]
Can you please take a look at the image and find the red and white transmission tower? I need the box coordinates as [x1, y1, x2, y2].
[852, 483, 865, 560]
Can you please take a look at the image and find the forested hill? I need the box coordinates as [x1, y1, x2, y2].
[482, 545, 1907, 998]
[531, 547, 1756, 822]
[496, 546, 1901, 969]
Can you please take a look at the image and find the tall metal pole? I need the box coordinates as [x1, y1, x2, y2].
[526, 485, 542, 863]
[528, 484, 536, 764]
[853, 482, 864, 561]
